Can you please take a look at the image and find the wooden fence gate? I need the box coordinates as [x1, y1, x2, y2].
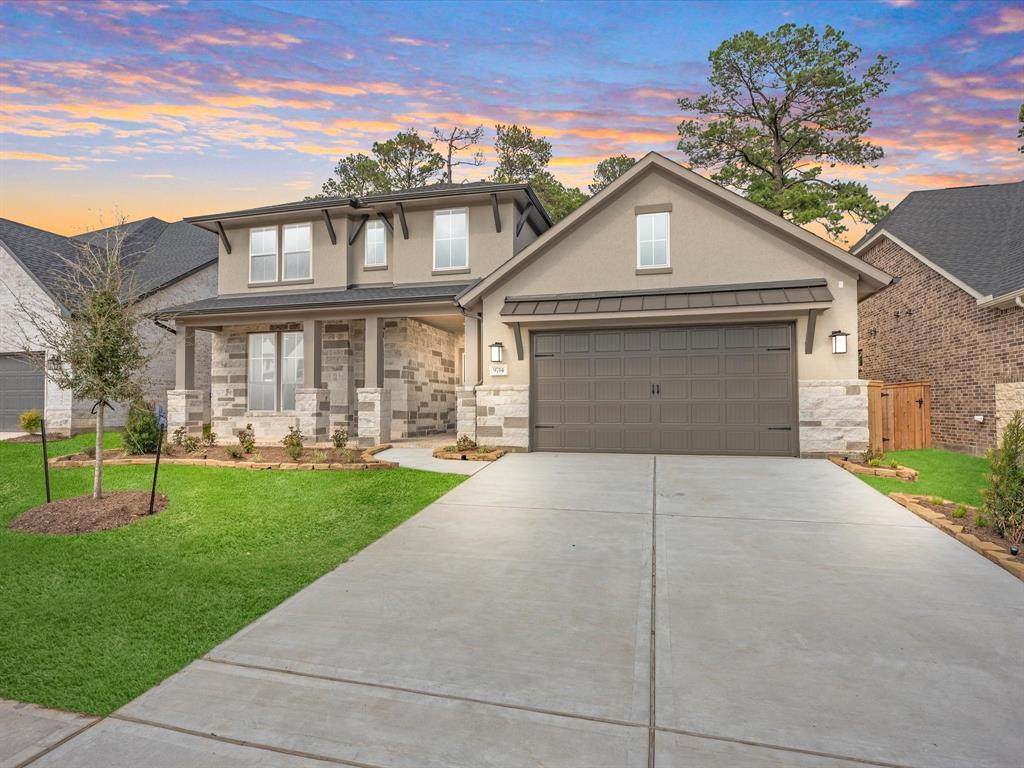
[867, 380, 931, 454]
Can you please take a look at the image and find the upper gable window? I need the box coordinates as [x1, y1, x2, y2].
[282, 223, 311, 281]
[365, 219, 386, 267]
[433, 208, 468, 271]
[249, 227, 278, 284]
[637, 212, 669, 269]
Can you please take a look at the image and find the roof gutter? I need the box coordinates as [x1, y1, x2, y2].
[976, 288, 1024, 309]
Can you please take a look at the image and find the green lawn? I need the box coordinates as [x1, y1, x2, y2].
[0, 433, 465, 715]
[857, 448, 991, 507]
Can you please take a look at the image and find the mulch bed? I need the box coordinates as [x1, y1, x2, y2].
[9, 492, 168, 535]
[432, 446, 505, 462]
[3, 434, 43, 443]
[58, 445, 366, 465]
[915, 497, 1018, 554]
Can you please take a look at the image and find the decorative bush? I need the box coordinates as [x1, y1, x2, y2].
[331, 426, 348, 449]
[313, 450, 328, 464]
[455, 434, 478, 452]
[123, 404, 162, 455]
[888, 459, 899, 469]
[225, 445, 243, 459]
[983, 410, 1024, 549]
[951, 505, 967, 519]
[867, 457, 882, 468]
[82, 445, 96, 458]
[19, 409, 42, 434]
[238, 424, 256, 454]
[201, 426, 218, 448]
[171, 425, 188, 448]
[282, 426, 304, 461]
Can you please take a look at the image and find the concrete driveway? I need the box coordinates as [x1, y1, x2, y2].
[31, 454, 1023, 767]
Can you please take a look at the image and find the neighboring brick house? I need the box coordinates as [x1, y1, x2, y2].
[0, 217, 218, 434]
[852, 181, 1024, 454]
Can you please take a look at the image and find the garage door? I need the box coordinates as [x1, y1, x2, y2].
[531, 324, 797, 455]
[0, 354, 44, 431]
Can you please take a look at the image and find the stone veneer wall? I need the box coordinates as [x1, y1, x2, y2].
[211, 321, 304, 443]
[858, 237, 1024, 454]
[475, 384, 530, 449]
[798, 379, 869, 457]
[456, 386, 477, 442]
[322, 319, 364, 437]
[383, 318, 461, 438]
[995, 381, 1024, 446]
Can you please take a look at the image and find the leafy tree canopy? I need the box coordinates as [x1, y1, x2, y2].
[314, 129, 444, 198]
[589, 155, 638, 195]
[677, 23, 897, 239]
[490, 124, 553, 183]
[530, 171, 588, 222]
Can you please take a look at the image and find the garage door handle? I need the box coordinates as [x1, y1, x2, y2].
[534, 425, 554, 429]
[767, 426, 792, 430]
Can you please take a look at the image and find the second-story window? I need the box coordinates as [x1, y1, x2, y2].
[434, 208, 468, 271]
[282, 223, 311, 281]
[249, 227, 278, 284]
[637, 211, 669, 269]
[365, 219, 386, 267]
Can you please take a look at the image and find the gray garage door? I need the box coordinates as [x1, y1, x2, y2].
[531, 324, 797, 456]
[0, 354, 45, 431]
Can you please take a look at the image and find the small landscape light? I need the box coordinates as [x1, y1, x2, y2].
[1011, 547, 1019, 557]
[829, 330, 849, 354]
[489, 341, 504, 363]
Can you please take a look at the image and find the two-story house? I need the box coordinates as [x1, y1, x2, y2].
[163, 153, 893, 456]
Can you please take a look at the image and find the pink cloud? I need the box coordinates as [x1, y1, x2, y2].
[981, 7, 1024, 35]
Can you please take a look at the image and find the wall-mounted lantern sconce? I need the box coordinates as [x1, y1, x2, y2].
[829, 330, 849, 354]
[489, 341, 504, 363]
[868, 328, 877, 338]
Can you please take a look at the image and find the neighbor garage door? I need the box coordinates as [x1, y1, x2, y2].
[0, 354, 44, 431]
[531, 324, 796, 455]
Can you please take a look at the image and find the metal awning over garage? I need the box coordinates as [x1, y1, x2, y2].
[501, 278, 833, 317]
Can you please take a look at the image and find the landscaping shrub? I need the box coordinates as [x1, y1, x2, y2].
[19, 409, 42, 434]
[201, 427, 218, 449]
[455, 434, 478, 452]
[282, 426, 304, 461]
[225, 445, 243, 459]
[171, 425, 187, 448]
[952, 505, 967, 519]
[974, 510, 989, 529]
[331, 426, 348, 449]
[123, 404, 162, 455]
[983, 410, 1024, 549]
[82, 445, 96, 459]
[313, 449, 327, 464]
[238, 424, 256, 454]
[888, 459, 899, 469]
[929, 496, 944, 506]
[867, 457, 882, 468]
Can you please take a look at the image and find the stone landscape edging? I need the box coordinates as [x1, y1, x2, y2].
[889, 492, 1024, 582]
[431, 447, 506, 462]
[829, 455, 918, 481]
[50, 445, 397, 472]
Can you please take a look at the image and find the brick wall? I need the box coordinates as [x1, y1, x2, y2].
[857, 237, 1024, 454]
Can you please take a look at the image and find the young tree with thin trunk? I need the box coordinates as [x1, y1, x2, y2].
[432, 125, 485, 183]
[677, 24, 897, 240]
[8, 220, 148, 499]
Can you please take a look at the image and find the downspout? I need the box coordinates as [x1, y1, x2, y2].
[1016, 296, 1024, 309]
[459, 306, 484, 386]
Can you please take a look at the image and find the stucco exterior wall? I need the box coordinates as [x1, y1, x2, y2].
[858, 237, 1024, 454]
[474, 169, 862, 390]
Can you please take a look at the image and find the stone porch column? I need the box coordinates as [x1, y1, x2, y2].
[356, 316, 389, 446]
[456, 385, 477, 442]
[167, 389, 209, 437]
[296, 388, 331, 444]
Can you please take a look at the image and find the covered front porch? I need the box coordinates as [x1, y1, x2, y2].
[165, 292, 475, 448]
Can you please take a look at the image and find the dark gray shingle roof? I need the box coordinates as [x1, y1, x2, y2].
[0, 217, 217, 306]
[501, 279, 833, 316]
[159, 281, 475, 318]
[854, 181, 1023, 298]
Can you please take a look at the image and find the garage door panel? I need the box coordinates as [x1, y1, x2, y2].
[531, 325, 795, 456]
[533, 335, 561, 355]
[0, 354, 45, 432]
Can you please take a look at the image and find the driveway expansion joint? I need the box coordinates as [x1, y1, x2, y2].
[13, 717, 101, 768]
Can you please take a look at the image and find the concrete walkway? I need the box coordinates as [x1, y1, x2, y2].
[22, 454, 1024, 767]
[0, 700, 95, 768]
[375, 447, 489, 475]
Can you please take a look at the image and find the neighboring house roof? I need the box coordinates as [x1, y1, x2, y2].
[183, 180, 553, 229]
[158, 281, 475, 318]
[500, 279, 834, 317]
[457, 152, 894, 308]
[852, 181, 1024, 304]
[0, 217, 218, 308]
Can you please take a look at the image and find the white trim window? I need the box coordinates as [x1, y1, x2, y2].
[249, 227, 278, 284]
[280, 331, 304, 410]
[247, 333, 277, 410]
[282, 223, 312, 281]
[364, 219, 387, 267]
[433, 208, 468, 271]
[637, 211, 669, 269]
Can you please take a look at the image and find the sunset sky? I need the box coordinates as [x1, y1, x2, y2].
[1, 0, 1021, 243]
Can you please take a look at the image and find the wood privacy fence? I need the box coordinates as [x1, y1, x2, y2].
[867, 380, 931, 454]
